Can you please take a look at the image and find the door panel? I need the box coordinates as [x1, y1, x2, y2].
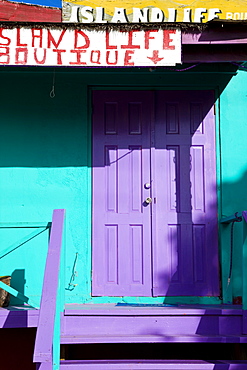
[92, 91, 153, 296]
[92, 90, 219, 297]
[153, 90, 219, 296]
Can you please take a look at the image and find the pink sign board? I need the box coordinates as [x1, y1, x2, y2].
[0, 28, 181, 66]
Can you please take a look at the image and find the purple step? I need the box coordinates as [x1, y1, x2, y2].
[61, 304, 247, 343]
[60, 360, 247, 369]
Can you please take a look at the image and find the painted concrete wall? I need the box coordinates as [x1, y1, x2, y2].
[0, 64, 246, 305]
[0, 70, 90, 305]
[219, 68, 247, 303]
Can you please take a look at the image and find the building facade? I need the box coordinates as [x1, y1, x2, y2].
[1, 1, 247, 369]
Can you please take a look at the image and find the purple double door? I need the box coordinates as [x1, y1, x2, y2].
[92, 90, 219, 297]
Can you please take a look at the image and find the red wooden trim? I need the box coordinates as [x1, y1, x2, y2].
[0, 0, 61, 22]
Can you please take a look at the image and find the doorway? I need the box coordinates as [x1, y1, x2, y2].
[92, 90, 219, 298]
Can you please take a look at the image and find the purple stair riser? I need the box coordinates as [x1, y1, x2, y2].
[62, 315, 243, 339]
[60, 360, 247, 369]
[36, 362, 53, 370]
[60, 335, 247, 344]
[61, 305, 247, 344]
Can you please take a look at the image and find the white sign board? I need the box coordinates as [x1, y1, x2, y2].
[0, 28, 181, 67]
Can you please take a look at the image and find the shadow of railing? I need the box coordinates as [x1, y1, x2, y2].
[0, 210, 65, 369]
[0, 222, 51, 309]
[220, 211, 247, 335]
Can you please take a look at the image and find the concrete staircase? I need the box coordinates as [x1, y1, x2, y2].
[3, 210, 247, 369]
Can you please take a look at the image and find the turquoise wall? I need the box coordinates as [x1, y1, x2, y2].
[0, 70, 91, 305]
[0, 64, 246, 305]
[219, 68, 247, 303]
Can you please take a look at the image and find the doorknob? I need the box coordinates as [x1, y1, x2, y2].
[145, 197, 152, 204]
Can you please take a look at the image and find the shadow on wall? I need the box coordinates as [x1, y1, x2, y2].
[10, 269, 26, 305]
[0, 71, 88, 168]
[149, 167, 247, 354]
[220, 169, 247, 300]
[0, 64, 237, 168]
[160, 168, 247, 303]
[2, 269, 28, 328]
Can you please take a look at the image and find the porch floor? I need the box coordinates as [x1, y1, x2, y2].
[0, 305, 39, 328]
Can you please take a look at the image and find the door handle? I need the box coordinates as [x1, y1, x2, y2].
[145, 197, 152, 204]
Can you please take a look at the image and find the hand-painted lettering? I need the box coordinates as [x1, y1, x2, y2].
[0, 47, 10, 64]
[194, 8, 207, 22]
[70, 49, 87, 65]
[106, 50, 118, 65]
[32, 29, 43, 48]
[47, 30, 66, 49]
[121, 31, 140, 49]
[150, 8, 164, 22]
[95, 7, 107, 23]
[80, 6, 94, 23]
[145, 30, 158, 49]
[74, 30, 90, 49]
[33, 48, 47, 64]
[0, 28, 181, 67]
[65, 5, 225, 23]
[124, 50, 135, 66]
[90, 50, 101, 64]
[111, 8, 128, 23]
[106, 31, 117, 49]
[163, 30, 176, 50]
[132, 8, 148, 22]
[15, 47, 28, 64]
[208, 8, 221, 21]
[17, 28, 27, 47]
[53, 49, 66, 64]
[167, 8, 176, 22]
[0, 29, 11, 46]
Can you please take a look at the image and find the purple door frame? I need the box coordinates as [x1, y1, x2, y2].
[92, 90, 219, 298]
